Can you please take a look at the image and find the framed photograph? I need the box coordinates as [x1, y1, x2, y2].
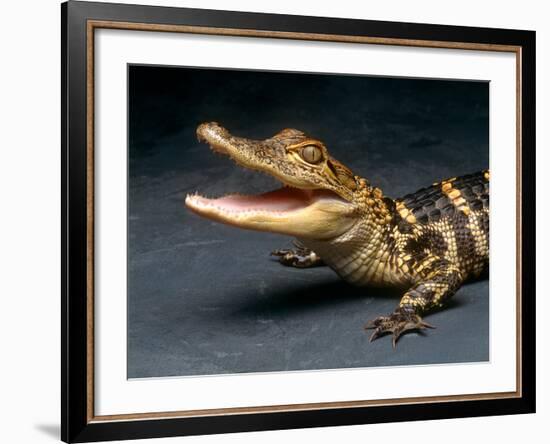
[61, 1, 535, 442]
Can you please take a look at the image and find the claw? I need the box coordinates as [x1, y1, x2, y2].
[270, 249, 291, 257]
[364, 311, 435, 347]
[368, 328, 382, 343]
[392, 333, 399, 349]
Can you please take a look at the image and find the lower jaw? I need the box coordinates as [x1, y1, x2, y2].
[185, 187, 355, 240]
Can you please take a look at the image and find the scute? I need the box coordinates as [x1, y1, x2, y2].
[396, 170, 489, 226]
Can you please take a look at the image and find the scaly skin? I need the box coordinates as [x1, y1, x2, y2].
[186, 122, 489, 347]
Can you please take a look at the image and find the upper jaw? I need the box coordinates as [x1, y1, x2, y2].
[196, 122, 239, 155]
[196, 122, 281, 176]
[195, 122, 348, 195]
[196, 122, 307, 189]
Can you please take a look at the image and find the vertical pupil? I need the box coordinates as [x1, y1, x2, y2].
[303, 146, 320, 163]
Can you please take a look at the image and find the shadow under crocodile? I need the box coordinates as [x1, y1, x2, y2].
[228, 276, 466, 320]
[128, 249, 487, 378]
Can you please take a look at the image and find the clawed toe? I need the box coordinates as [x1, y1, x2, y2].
[270, 244, 324, 268]
[364, 312, 435, 348]
[271, 249, 291, 257]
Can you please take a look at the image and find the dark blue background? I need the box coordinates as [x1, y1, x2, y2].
[128, 65, 489, 378]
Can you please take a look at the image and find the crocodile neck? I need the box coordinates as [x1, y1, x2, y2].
[298, 190, 411, 288]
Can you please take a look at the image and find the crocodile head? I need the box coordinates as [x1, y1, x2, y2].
[185, 122, 365, 240]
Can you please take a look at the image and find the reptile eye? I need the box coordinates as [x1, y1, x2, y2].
[300, 145, 323, 164]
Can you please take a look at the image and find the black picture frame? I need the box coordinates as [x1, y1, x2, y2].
[61, 1, 536, 442]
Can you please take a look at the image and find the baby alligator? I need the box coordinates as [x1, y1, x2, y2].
[186, 122, 489, 347]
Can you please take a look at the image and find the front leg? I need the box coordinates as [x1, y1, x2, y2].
[365, 258, 463, 347]
[271, 240, 324, 268]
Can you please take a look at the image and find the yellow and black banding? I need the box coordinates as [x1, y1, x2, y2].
[441, 178, 470, 216]
[398, 259, 463, 312]
[390, 170, 489, 281]
[395, 170, 489, 227]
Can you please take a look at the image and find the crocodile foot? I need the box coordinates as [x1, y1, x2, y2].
[364, 310, 435, 348]
[271, 241, 324, 268]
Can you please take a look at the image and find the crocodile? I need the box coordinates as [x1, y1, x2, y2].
[185, 122, 489, 347]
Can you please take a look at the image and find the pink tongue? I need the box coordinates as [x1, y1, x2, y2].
[210, 187, 311, 212]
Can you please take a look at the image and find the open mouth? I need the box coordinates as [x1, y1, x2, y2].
[185, 187, 343, 217]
